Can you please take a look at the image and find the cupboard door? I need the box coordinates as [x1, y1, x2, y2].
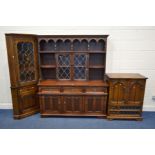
[6, 34, 39, 87]
[128, 80, 146, 105]
[109, 80, 127, 105]
[56, 53, 71, 80]
[73, 53, 88, 80]
[18, 86, 39, 118]
[63, 96, 83, 114]
[14, 37, 38, 86]
[40, 95, 61, 114]
[85, 96, 107, 114]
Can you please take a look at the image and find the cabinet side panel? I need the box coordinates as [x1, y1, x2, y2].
[11, 88, 21, 116]
[5, 36, 18, 87]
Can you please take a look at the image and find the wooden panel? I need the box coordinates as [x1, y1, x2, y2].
[106, 73, 147, 79]
[109, 80, 127, 105]
[128, 80, 146, 105]
[40, 95, 61, 114]
[86, 87, 107, 93]
[63, 87, 84, 93]
[19, 86, 39, 113]
[85, 96, 107, 114]
[63, 96, 83, 113]
[38, 80, 108, 87]
[39, 87, 60, 93]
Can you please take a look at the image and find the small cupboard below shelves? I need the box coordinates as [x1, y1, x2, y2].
[5, 34, 147, 120]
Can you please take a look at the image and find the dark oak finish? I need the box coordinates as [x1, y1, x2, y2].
[38, 80, 108, 117]
[37, 35, 108, 117]
[6, 34, 147, 120]
[106, 73, 147, 120]
[5, 34, 39, 119]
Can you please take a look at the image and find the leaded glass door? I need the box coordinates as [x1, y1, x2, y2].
[74, 53, 88, 80]
[56, 53, 71, 80]
[15, 37, 38, 86]
[56, 53, 88, 80]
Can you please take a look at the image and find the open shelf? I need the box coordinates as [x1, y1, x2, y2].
[89, 53, 105, 66]
[40, 53, 55, 66]
[89, 68, 105, 80]
[89, 39, 105, 51]
[39, 39, 55, 51]
[56, 39, 72, 51]
[39, 37, 107, 81]
[41, 68, 56, 80]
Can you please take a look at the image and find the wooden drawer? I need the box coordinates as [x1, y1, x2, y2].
[86, 87, 107, 93]
[63, 87, 84, 93]
[19, 86, 37, 95]
[39, 87, 60, 93]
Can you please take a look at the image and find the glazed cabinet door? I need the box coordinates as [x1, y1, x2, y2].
[6, 34, 39, 87]
[63, 96, 83, 114]
[15, 37, 38, 86]
[40, 95, 61, 115]
[85, 96, 107, 115]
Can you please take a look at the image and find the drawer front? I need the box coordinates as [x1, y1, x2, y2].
[39, 87, 60, 93]
[62, 87, 84, 93]
[19, 86, 37, 95]
[86, 87, 107, 93]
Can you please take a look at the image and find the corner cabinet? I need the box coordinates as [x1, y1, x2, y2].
[6, 34, 39, 119]
[105, 73, 147, 120]
[6, 34, 148, 120]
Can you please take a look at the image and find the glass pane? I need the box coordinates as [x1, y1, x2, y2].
[57, 54, 70, 79]
[57, 67, 70, 79]
[74, 54, 87, 80]
[74, 67, 86, 79]
[58, 54, 70, 66]
[74, 54, 86, 66]
[17, 42, 35, 82]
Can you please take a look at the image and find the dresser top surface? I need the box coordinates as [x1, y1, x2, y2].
[106, 73, 147, 79]
[38, 80, 108, 87]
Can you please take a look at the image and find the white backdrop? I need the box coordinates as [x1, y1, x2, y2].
[0, 26, 155, 111]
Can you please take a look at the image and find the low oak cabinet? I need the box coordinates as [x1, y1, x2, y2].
[106, 73, 147, 120]
[5, 33, 147, 120]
